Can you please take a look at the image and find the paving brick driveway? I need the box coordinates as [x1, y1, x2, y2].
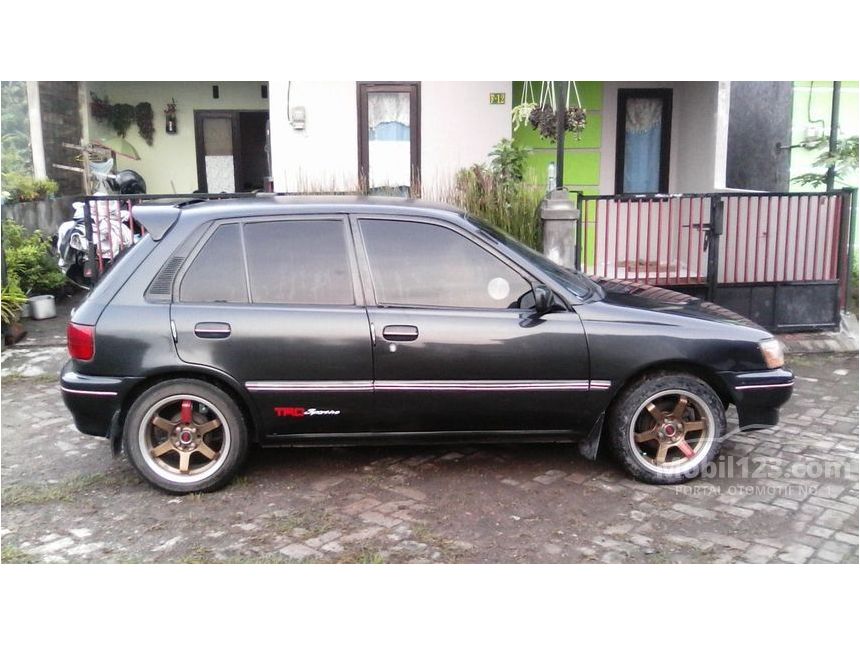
[1, 346, 857, 563]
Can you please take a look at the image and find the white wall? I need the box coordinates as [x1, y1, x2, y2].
[599, 81, 730, 194]
[420, 81, 512, 188]
[269, 81, 360, 192]
[84, 81, 269, 193]
[269, 81, 512, 193]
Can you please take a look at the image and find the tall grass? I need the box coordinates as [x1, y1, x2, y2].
[424, 167, 545, 249]
[281, 167, 546, 250]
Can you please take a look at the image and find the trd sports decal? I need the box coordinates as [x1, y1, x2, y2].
[274, 407, 341, 418]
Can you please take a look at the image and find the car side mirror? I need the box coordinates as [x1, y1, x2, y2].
[533, 284, 554, 315]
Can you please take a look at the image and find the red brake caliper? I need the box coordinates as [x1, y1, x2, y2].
[180, 400, 193, 425]
[677, 440, 695, 458]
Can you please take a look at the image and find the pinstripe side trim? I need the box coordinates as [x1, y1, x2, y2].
[245, 380, 612, 392]
[60, 386, 118, 397]
[246, 381, 374, 392]
[734, 381, 794, 391]
[375, 380, 591, 391]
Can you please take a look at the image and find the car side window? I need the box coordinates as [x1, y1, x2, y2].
[179, 223, 248, 303]
[360, 219, 533, 309]
[243, 220, 354, 305]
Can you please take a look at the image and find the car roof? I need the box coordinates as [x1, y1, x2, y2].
[178, 194, 468, 220]
[131, 195, 471, 241]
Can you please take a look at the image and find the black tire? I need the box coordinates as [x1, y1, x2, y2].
[123, 379, 249, 494]
[608, 371, 725, 485]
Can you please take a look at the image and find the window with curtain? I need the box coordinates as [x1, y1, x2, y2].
[616, 89, 672, 194]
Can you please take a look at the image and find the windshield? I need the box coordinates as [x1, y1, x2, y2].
[465, 215, 599, 299]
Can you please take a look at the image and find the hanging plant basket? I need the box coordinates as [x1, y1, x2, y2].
[515, 81, 588, 142]
[135, 102, 155, 146]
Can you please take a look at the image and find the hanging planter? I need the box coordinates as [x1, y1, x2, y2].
[511, 82, 538, 131]
[135, 102, 155, 145]
[89, 93, 156, 143]
[515, 82, 588, 142]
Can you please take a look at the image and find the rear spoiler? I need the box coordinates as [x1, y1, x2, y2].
[132, 199, 202, 240]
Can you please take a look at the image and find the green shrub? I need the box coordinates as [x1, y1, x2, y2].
[1, 172, 59, 203]
[1, 274, 28, 324]
[2, 219, 66, 294]
[448, 165, 543, 249]
[427, 139, 544, 250]
[488, 138, 530, 184]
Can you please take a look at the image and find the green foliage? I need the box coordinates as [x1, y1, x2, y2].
[90, 92, 155, 142]
[0, 81, 33, 178]
[135, 102, 155, 145]
[488, 138, 530, 184]
[1, 172, 58, 203]
[793, 135, 859, 188]
[110, 103, 136, 138]
[1, 275, 28, 324]
[447, 166, 543, 250]
[2, 219, 66, 295]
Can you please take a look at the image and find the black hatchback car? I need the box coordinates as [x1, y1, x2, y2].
[61, 196, 793, 493]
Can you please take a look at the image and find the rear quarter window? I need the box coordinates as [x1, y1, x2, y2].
[243, 220, 354, 305]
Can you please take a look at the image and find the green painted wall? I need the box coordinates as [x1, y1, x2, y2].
[513, 82, 603, 263]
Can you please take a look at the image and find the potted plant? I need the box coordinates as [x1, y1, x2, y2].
[1, 219, 66, 320]
[2, 274, 28, 345]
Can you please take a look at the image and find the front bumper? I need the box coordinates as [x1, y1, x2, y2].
[719, 367, 794, 430]
[60, 362, 143, 438]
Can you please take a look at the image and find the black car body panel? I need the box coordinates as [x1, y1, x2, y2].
[61, 196, 793, 454]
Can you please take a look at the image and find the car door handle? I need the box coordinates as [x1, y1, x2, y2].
[382, 325, 419, 342]
[194, 322, 231, 339]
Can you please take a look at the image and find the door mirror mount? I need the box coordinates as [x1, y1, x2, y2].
[533, 284, 555, 315]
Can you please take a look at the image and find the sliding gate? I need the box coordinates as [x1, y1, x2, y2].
[577, 189, 856, 332]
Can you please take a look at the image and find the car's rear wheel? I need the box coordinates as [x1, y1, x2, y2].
[123, 379, 248, 493]
[608, 372, 725, 484]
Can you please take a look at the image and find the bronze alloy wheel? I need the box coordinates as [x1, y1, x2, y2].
[138, 394, 231, 485]
[627, 389, 715, 476]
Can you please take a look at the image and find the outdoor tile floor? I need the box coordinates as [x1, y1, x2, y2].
[0, 303, 857, 563]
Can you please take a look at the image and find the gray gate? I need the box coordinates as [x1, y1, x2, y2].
[577, 189, 856, 332]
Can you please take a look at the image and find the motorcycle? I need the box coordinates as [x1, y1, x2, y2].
[55, 169, 146, 289]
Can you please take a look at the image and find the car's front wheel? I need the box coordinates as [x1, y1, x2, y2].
[123, 379, 249, 493]
[608, 372, 725, 484]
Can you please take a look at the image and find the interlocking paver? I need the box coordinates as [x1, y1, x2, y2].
[1, 344, 857, 564]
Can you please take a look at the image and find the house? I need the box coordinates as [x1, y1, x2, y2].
[21, 80, 856, 198]
[12, 80, 856, 332]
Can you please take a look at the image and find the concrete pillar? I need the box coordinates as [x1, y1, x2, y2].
[540, 188, 580, 269]
[26, 81, 46, 179]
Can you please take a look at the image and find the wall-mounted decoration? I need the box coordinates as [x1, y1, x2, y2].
[135, 102, 154, 145]
[489, 92, 506, 105]
[89, 92, 156, 145]
[164, 98, 178, 135]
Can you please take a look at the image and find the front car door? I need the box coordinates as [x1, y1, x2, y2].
[354, 215, 592, 434]
[170, 215, 374, 436]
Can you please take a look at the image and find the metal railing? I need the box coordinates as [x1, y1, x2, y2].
[577, 189, 856, 311]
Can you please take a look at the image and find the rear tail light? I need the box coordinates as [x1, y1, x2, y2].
[67, 323, 95, 361]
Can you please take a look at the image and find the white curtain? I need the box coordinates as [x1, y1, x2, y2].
[368, 92, 411, 191]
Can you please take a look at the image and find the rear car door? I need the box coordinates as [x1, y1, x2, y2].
[355, 216, 592, 433]
[170, 215, 374, 436]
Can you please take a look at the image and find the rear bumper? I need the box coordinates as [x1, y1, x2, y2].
[60, 362, 143, 438]
[719, 367, 794, 430]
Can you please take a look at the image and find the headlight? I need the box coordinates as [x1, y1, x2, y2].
[759, 338, 785, 369]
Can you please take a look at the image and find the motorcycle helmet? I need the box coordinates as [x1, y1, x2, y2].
[114, 170, 147, 195]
